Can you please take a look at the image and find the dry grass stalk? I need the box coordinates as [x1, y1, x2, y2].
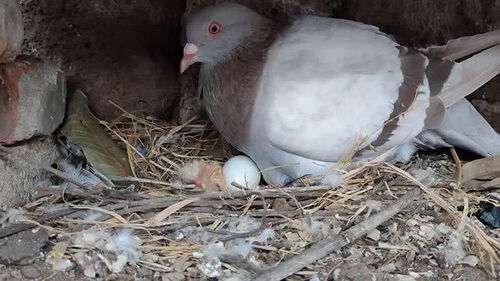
[3, 108, 497, 279]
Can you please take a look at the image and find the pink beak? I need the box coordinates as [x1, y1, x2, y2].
[180, 43, 199, 74]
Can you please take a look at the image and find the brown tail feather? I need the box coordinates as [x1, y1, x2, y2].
[425, 44, 500, 129]
[421, 29, 500, 61]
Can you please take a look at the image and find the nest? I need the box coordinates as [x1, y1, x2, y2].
[2, 109, 500, 280]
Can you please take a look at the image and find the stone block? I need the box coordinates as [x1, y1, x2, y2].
[0, 136, 60, 210]
[0, 57, 66, 144]
[0, 0, 23, 63]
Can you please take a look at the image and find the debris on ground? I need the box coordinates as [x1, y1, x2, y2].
[0, 0, 23, 63]
[0, 108, 498, 280]
[0, 228, 48, 265]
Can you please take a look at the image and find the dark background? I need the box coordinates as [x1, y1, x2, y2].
[20, 0, 500, 128]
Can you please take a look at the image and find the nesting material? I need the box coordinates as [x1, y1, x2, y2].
[440, 231, 466, 268]
[0, 136, 60, 209]
[180, 155, 262, 193]
[48, 228, 141, 275]
[2, 110, 499, 280]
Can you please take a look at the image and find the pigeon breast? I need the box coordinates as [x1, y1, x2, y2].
[199, 23, 279, 153]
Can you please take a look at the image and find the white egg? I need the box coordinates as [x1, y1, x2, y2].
[223, 155, 261, 189]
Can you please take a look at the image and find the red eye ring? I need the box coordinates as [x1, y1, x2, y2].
[208, 21, 223, 35]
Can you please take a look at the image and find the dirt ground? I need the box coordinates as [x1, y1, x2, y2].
[4, 1, 500, 280]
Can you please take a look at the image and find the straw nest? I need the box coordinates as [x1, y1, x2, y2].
[4, 109, 500, 280]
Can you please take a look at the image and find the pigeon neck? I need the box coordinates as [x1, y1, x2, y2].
[199, 23, 278, 152]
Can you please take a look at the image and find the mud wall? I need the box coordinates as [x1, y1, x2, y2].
[20, 0, 185, 120]
[20, 0, 500, 129]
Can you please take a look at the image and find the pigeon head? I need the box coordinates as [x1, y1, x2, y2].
[180, 3, 268, 73]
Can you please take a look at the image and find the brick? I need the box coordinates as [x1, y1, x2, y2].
[0, 136, 60, 209]
[0, 57, 66, 143]
[0, 0, 23, 63]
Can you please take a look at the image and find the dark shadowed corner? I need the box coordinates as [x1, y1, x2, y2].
[20, 0, 186, 121]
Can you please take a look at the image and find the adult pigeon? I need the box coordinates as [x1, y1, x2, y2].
[180, 2, 500, 185]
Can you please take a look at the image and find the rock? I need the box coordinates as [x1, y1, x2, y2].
[460, 255, 479, 267]
[367, 229, 381, 241]
[435, 223, 453, 235]
[0, 57, 66, 144]
[20, 0, 185, 121]
[418, 224, 439, 240]
[378, 263, 396, 272]
[0, 136, 60, 209]
[0, 0, 23, 63]
[162, 272, 186, 281]
[20, 264, 43, 279]
[388, 275, 416, 281]
[405, 219, 419, 226]
[333, 262, 377, 281]
[174, 64, 202, 124]
[0, 229, 49, 265]
[83, 267, 96, 278]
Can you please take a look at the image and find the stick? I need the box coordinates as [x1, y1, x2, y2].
[252, 188, 422, 281]
[0, 144, 95, 189]
[450, 147, 463, 185]
[109, 176, 182, 188]
[0, 208, 78, 238]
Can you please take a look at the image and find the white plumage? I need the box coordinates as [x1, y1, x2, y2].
[181, 3, 500, 185]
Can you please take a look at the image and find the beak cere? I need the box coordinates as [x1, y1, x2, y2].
[180, 43, 199, 74]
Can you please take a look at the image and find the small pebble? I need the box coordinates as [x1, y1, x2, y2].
[84, 267, 96, 278]
[419, 224, 438, 240]
[406, 219, 418, 226]
[460, 255, 479, 267]
[21, 265, 42, 279]
[367, 229, 381, 241]
[162, 272, 186, 281]
[435, 223, 453, 235]
[379, 263, 396, 272]
[392, 274, 416, 281]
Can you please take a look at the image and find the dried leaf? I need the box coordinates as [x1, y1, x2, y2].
[145, 198, 200, 226]
[60, 90, 132, 177]
[463, 156, 500, 182]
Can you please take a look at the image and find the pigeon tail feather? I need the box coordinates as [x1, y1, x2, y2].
[421, 29, 500, 61]
[425, 44, 500, 129]
[417, 99, 500, 157]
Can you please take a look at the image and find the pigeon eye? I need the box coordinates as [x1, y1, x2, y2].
[208, 21, 223, 35]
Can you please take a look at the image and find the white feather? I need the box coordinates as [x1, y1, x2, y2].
[247, 17, 410, 183]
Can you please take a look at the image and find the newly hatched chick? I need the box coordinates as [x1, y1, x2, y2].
[179, 155, 261, 192]
[179, 160, 228, 193]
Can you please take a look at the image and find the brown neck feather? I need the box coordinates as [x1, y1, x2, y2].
[199, 24, 279, 151]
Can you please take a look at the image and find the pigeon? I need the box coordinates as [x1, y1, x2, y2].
[180, 2, 500, 185]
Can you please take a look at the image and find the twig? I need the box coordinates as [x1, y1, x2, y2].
[37, 186, 150, 201]
[208, 192, 270, 242]
[0, 144, 91, 189]
[109, 176, 184, 188]
[385, 163, 500, 262]
[450, 147, 462, 185]
[0, 208, 78, 238]
[252, 188, 422, 281]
